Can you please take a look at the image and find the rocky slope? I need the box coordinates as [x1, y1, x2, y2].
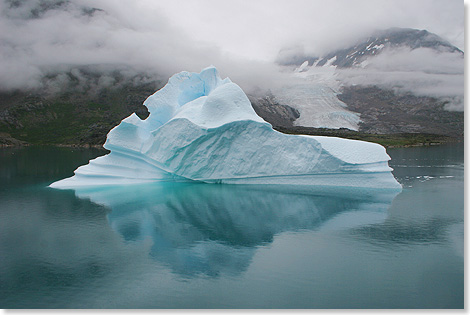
[338, 86, 463, 138]
[248, 93, 300, 128]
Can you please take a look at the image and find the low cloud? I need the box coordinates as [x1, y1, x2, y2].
[0, 0, 299, 95]
[336, 47, 464, 111]
[0, 0, 220, 88]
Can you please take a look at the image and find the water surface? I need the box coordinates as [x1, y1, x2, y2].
[0, 144, 464, 308]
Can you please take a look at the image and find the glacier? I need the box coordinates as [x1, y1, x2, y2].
[49, 66, 401, 190]
[273, 83, 361, 130]
[275, 62, 361, 130]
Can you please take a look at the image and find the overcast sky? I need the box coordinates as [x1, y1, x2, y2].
[0, 0, 465, 92]
[150, 0, 465, 60]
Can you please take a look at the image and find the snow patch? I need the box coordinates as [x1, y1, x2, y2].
[372, 44, 385, 50]
[296, 60, 310, 72]
[325, 56, 337, 67]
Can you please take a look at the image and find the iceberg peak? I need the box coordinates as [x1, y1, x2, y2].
[50, 67, 401, 191]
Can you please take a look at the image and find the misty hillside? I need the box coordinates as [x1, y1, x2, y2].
[0, 67, 158, 145]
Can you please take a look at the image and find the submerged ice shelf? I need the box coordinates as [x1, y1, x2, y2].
[50, 67, 401, 190]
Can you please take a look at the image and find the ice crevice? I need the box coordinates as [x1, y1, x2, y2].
[50, 66, 401, 190]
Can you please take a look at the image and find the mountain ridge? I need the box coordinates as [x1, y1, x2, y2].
[276, 27, 463, 68]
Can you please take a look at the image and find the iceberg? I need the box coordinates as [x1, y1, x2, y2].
[50, 66, 401, 190]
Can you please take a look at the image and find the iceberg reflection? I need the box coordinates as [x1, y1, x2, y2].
[73, 184, 399, 277]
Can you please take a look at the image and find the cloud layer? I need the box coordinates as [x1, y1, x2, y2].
[152, 0, 464, 59]
[0, 0, 224, 89]
[336, 47, 464, 110]
[0, 0, 313, 92]
[0, 0, 464, 103]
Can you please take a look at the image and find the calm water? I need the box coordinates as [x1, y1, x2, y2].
[0, 144, 464, 309]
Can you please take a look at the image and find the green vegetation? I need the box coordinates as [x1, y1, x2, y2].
[0, 99, 124, 145]
[0, 81, 157, 146]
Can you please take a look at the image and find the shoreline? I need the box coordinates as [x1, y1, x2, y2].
[0, 132, 462, 149]
[273, 126, 463, 148]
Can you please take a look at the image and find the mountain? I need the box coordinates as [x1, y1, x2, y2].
[0, 27, 463, 147]
[318, 28, 462, 68]
[277, 27, 463, 68]
[260, 27, 464, 144]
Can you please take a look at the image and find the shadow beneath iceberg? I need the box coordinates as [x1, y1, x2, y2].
[73, 183, 400, 278]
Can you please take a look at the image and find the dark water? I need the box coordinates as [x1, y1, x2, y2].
[0, 144, 464, 309]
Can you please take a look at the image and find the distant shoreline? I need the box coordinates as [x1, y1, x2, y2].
[0, 129, 462, 149]
[273, 126, 463, 148]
